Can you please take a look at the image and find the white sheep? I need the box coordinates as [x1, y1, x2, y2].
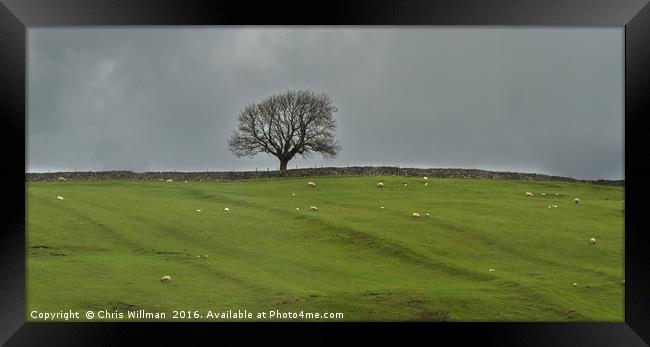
[403, 183, 408, 187]
[412, 212, 421, 218]
[541, 193, 546, 197]
[57, 196, 64, 200]
[574, 198, 580, 204]
[489, 268, 495, 272]
[590, 237, 596, 244]
[161, 275, 171, 282]
[296, 208, 300, 211]
[377, 182, 384, 188]
[553, 205, 558, 208]
[291, 193, 296, 196]
[526, 192, 534, 197]
[224, 207, 230, 212]
[196, 209, 201, 212]
[308, 181, 316, 187]
[184, 180, 188, 183]
[555, 193, 559, 197]
[310, 206, 319, 211]
[425, 213, 430, 217]
[165, 179, 173, 182]
[380, 206, 385, 209]
[57, 176, 67, 181]
[573, 282, 578, 287]
[423, 176, 428, 180]
[424, 182, 428, 186]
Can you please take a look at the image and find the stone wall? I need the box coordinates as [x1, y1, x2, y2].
[24, 167, 624, 186]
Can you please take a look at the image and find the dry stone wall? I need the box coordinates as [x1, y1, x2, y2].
[25, 167, 623, 186]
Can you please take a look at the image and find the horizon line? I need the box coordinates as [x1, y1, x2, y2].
[24, 166, 625, 182]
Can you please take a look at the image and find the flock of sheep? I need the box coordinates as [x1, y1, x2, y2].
[526, 191, 581, 205]
[52, 175, 600, 286]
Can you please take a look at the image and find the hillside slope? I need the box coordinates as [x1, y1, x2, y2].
[26, 176, 624, 321]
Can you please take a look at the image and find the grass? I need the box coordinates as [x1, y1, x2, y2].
[26, 176, 624, 321]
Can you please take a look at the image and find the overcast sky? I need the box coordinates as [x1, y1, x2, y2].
[27, 27, 624, 179]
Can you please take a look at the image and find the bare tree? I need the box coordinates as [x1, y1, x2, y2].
[228, 90, 341, 173]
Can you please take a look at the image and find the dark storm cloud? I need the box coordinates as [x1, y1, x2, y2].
[27, 27, 623, 179]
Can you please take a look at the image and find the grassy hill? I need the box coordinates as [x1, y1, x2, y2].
[26, 176, 624, 321]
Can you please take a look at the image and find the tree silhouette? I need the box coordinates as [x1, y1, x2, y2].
[228, 90, 341, 172]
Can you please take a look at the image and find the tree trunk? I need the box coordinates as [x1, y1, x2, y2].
[279, 159, 289, 174]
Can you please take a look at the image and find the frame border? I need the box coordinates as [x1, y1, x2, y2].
[1, 0, 648, 345]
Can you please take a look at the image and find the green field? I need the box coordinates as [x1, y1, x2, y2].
[26, 176, 624, 321]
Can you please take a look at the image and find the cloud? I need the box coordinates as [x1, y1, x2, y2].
[27, 27, 623, 179]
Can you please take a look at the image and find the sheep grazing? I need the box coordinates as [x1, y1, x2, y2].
[203, 254, 208, 258]
[57, 196, 64, 200]
[489, 268, 495, 272]
[574, 198, 580, 204]
[307, 182, 316, 187]
[525, 192, 534, 197]
[555, 193, 559, 197]
[425, 213, 430, 217]
[424, 182, 428, 186]
[291, 193, 296, 196]
[412, 212, 421, 218]
[310, 206, 319, 211]
[184, 180, 188, 183]
[165, 179, 173, 182]
[553, 205, 558, 208]
[224, 207, 230, 212]
[380, 206, 385, 209]
[403, 183, 408, 187]
[57, 176, 67, 181]
[590, 237, 596, 244]
[377, 182, 384, 188]
[296, 207, 300, 211]
[573, 282, 578, 287]
[196, 209, 201, 212]
[423, 176, 428, 180]
[161, 275, 172, 282]
[541, 193, 546, 197]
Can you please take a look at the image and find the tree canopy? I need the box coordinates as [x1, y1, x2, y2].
[228, 90, 341, 172]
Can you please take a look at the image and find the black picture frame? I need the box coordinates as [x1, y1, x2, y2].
[1, 0, 649, 345]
